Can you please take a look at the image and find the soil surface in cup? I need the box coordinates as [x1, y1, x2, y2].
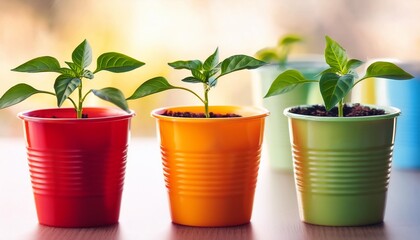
[54, 114, 89, 118]
[31, 114, 89, 118]
[162, 110, 241, 118]
[289, 104, 385, 117]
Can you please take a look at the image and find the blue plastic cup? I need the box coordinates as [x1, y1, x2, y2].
[385, 62, 420, 169]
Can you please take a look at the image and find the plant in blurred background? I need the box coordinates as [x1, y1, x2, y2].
[0, 39, 144, 118]
[255, 34, 302, 65]
[127, 48, 266, 118]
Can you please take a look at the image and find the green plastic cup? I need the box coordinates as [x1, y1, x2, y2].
[285, 105, 400, 226]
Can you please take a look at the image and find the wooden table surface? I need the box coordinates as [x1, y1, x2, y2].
[1, 138, 419, 240]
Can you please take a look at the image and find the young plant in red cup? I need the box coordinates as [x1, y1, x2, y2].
[0, 40, 143, 227]
[127, 48, 270, 227]
[265, 36, 413, 226]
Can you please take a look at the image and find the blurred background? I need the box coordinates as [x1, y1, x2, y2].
[0, 0, 419, 137]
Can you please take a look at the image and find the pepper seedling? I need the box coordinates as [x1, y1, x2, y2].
[265, 36, 414, 117]
[255, 34, 302, 65]
[127, 48, 266, 118]
[0, 39, 144, 118]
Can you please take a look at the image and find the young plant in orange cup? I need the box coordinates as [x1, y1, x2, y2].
[127, 48, 270, 227]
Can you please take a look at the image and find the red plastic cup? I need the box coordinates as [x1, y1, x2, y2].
[18, 108, 134, 227]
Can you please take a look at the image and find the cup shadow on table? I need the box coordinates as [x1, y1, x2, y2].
[302, 222, 392, 240]
[262, 169, 395, 240]
[24, 224, 122, 240]
[165, 222, 255, 240]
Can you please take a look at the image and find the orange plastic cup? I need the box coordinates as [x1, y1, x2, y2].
[152, 106, 269, 227]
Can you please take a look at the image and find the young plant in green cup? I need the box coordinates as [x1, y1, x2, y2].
[0, 39, 143, 118]
[0, 39, 143, 227]
[263, 35, 413, 226]
[265, 36, 413, 115]
[127, 48, 266, 117]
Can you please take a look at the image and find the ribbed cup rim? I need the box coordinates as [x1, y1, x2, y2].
[18, 107, 135, 123]
[284, 104, 400, 122]
[151, 105, 269, 122]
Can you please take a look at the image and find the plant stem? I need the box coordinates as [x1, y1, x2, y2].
[67, 97, 78, 110]
[40, 91, 78, 110]
[41, 91, 57, 97]
[174, 87, 206, 105]
[77, 79, 84, 119]
[204, 84, 210, 118]
[352, 77, 368, 88]
[81, 90, 92, 104]
[278, 47, 290, 66]
[172, 86, 207, 116]
[338, 99, 344, 117]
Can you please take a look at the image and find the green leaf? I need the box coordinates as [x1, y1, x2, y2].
[94, 52, 145, 73]
[219, 55, 266, 77]
[168, 60, 202, 71]
[279, 34, 302, 46]
[11, 56, 61, 73]
[325, 36, 347, 73]
[265, 70, 317, 98]
[191, 69, 206, 81]
[320, 73, 354, 111]
[0, 83, 49, 109]
[204, 68, 220, 78]
[255, 48, 278, 62]
[317, 67, 337, 77]
[54, 75, 81, 107]
[348, 69, 359, 80]
[363, 61, 414, 80]
[65, 61, 83, 75]
[256, 34, 302, 62]
[72, 39, 92, 69]
[92, 87, 129, 112]
[209, 78, 218, 87]
[58, 67, 77, 76]
[203, 48, 219, 70]
[182, 77, 203, 83]
[126, 77, 176, 100]
[82, 69, 94, 79]
[345, 59, 364, 72]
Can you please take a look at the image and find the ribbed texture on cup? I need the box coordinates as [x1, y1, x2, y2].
[293, 145, 393, 195]
[28, 147, 128, 197]
[161, 147, 261, 197]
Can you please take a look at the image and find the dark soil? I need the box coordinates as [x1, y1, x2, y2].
[162, 110, 241, 118]
[35, 114, 89, 118]
[289, 104, 385, 117]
